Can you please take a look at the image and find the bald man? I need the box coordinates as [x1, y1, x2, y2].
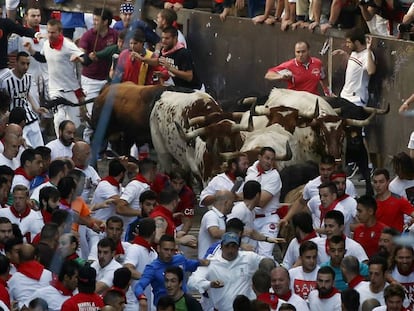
[0, 133, 20, 169]
[8, 244, 53, 309]
[0, 123, 24, 153]
[198, 190, 235, 258]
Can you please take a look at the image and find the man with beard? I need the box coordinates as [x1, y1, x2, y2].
[377, 227, 399, 260]
[270, 267, 309, 310]
[46, 120, 76, 160]
[157, 27, 202, 90]
[308, 266, 341, 310]
[200, 154, 249, 207]
[390, 246, 414, 310]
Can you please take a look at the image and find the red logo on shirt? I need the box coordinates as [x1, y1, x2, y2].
[294, 279, 317, 300]
[311, 68, 320, 76]
[269, 223, 276, 230]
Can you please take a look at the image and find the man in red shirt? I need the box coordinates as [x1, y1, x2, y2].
[373, 169, 414, 232]
[265, 41, 331, 96]
[61, 264, 104, 311]
[354, 195, 387, 257]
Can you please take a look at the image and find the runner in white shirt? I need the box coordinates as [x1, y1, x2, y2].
[390, 246, 414, 310]
[270, 267, 310, 311]
[288, 241, 319, 301]
[372, 283, 408, 311]
[46, 121, 76, 161]
[188, 232, 267, 311]
[198, 190, 234, 258]
[308, 266, 341, 310]
[26, 260, 78, 311]
[124, 218, 158, 310]
[245, 147, 282, 257]
[358, 256, 389, 307]
[91, 238, 123, 294]
[199, 154, 248, 207]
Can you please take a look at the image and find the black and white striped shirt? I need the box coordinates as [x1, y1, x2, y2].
[0, 69, 38, 124]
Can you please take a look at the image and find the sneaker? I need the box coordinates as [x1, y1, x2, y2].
[346, 163, 359, 178]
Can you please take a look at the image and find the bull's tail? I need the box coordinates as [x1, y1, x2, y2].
[44, 97, 96, 109]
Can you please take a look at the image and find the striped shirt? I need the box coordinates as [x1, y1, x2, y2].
[0, 69, 38, 124]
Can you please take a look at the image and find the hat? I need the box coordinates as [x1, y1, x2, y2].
[78, 264, 96, 286]
[120, 2, 134, 14]
[221, 232, 240, 246]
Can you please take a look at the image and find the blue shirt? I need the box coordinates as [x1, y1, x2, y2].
[134, 254, 199, 305]
[321, 260, 369, 291]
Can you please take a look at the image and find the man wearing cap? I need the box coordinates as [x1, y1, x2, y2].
[113, 2, 160, 47]
[188, 232, 271, 311]
[61, 264, 104, 311]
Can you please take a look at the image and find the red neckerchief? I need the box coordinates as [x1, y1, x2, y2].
[397, 265, 414, 276]
[337, 194, 350, 202]
[135, 174, 151, 185]
[41, 209, 52, 224]
[116, 241, 125, 255]
[51, 278, 73, 296]
[17, 260, 44, 280]
[109, 286, 127, 302]
[347, 275, 365, 289]
[256, 164, 266, 176]
[319, 200, 339, 226]
[257, 292, 279, 309]
[50, 34, 64, 50]
[226, 171, 236, 182]
[298, 231, 317, 244]
[132, 236, 153, 252]
[10, 205, 30, 219]
[25, 24, 40, 44]
[59, 198, 71, 210]
[325, 234, 346, 254]
[161, 42, 185, 56]
[66, 253, 79, 261]
[318, 287, 340, 299]
[101, 176, 120, 190]
[279, 290, 292, 301]
[15, 167, 34, 181]
[75, 165, 85, 170]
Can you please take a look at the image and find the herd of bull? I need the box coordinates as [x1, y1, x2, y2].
[87, 82, 389, 194]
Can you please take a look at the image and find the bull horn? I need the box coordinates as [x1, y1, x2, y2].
[362, 103, 390, 115]
[345, 112, 376, 127]
[275, 141, 293, 161]
[184, 127, 207, 140]
[254, 106, 271, 115]
[231, 124, 250, 132]
[333, 108, 342, 114]
[231, 112, 245, 119]
[188, 116, 206, 126]
[239, 97, 258, 105]
[299, 99, 320, 118]
[220, 151, 244, 161]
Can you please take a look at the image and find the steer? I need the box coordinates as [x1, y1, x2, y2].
[150, 90, 246, 184]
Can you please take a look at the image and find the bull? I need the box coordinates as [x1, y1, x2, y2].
[150, 90, 246, 184]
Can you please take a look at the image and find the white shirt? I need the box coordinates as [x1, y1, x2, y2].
[198, 207, 227, 258]
[408, 131, 414, 150]
[389, 176, 414, 200]
[46, 139, 74, 160]
[42, 37, 83, 93]
[372, 307, 386, 311]
[91, 179, 121, 221]
[340, 49, 375, 106]
[357, 281, 387, 308]
[188, 250, 265, 311]
[289, 266, 319, 300]
[308, 289, 342, 311]
[302, 176, 357, 201]
[199, 173, 242, 207]
[283, 236, 320, 270]
[286, 292, 310, 311]
[8, 268, 53, 309]
[246, 160, 282, 213]
[91, 258, 122, 288]
[119, 179, 150, 228]
[27, 284, 73, 311]
[307, 197, 347, 230]
[316, 236, 368, 264]
[11, 173, 30, 193]
[0, 207, 44, 243]
[0, 153, 19, 170]
[228, 201, 256, 248]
